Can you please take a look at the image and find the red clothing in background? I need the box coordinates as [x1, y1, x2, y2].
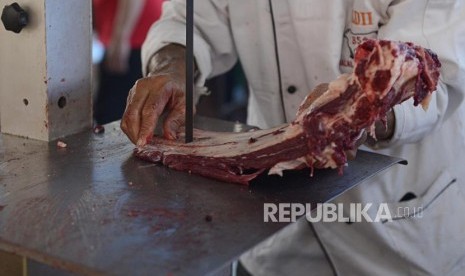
[93, 0, 163, 48]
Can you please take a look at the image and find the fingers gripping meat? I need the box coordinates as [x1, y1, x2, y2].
[300, 40, 440, 170]
[135, 40, 441, 185]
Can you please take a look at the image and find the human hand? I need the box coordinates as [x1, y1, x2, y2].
[121, 44, 188, 146]
[346, 108, 395, 159]
[365, 109, 395, 147]
[346, 130, 368, 160]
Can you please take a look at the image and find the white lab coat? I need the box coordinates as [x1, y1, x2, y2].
[142, 0, 465, 275]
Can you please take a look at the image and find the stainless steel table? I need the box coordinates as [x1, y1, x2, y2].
[0, 117, 405, 275]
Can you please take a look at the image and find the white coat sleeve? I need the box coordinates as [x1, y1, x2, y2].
[375, 0, 465, 148]
[141, 0, 237, 87]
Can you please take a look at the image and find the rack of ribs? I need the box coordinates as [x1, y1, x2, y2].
[135, 40, 441, 185]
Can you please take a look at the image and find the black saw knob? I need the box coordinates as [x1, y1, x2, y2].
[1, 3, 29, 33]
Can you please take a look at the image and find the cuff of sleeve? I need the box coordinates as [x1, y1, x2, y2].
[141, 21, 213, 87]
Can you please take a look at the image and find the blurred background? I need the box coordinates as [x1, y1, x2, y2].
[92, 0, 249, 130]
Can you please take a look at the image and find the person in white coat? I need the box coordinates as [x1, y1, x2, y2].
[121, 0, 465, 275]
